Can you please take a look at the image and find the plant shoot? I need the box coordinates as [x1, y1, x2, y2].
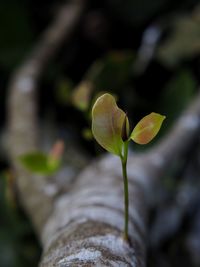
[92, 93, 165, 241]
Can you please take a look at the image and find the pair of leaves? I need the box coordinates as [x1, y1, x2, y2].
[92, 93, 165, 156]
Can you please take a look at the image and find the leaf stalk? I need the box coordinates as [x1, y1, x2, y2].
[120, 141, 129, 241]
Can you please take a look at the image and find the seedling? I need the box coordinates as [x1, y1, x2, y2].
[92, 93, 165, 241]
[20, 140, 64, 175]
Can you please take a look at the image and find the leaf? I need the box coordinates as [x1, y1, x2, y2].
[19, 152, 60, 175]
[82, 128, 93, 140]
[71, 81, 93, 111]
[157, 15, 200, 66]
[49, 140, 65, 161]
[92, 93, 128, 155]
[131, 112, 165, 145]
[121, 114, 129, 141]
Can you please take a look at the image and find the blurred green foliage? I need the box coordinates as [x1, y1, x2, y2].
[157, 13, 200, 66]
[20, 152, 61, 175]
[70, 51, 134, 110]
[158, 70, 196, 126]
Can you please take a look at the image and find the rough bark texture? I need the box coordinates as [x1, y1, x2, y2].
[6, 1, 200, 266]
[40, 154, 147, 266]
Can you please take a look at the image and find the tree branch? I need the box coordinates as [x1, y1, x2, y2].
[39, 93, 200, 266]
[6, 0, 200, 266]
[7, 0, 86, 235]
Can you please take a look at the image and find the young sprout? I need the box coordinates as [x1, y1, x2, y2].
[20, 140, 64, 175]
[92, 93, 165, 242]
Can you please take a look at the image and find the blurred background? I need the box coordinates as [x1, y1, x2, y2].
[1, 0, 200, 266]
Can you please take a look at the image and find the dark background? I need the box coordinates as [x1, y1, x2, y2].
[0, 0, 200, 266]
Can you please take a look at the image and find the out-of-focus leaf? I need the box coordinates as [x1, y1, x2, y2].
[131, 112, 166, 145]
[82, 128, 93, 140]
[92, 93, 128, 155]
[158, 70, 196, 126]
[157, 14, 200, 66]
[71, 81, 93, 111]
[71, 51, 134, 114]
[19, 152, 60, 175]
[49, 140, 65, 167]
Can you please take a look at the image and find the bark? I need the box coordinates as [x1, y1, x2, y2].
[7, 0, 86, 236]
[6, 1, 200, 266]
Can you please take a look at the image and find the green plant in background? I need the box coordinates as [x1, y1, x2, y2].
[92, 93, 165, 241]
[20, 140, 64, 175]
[69, 51, 134, 140]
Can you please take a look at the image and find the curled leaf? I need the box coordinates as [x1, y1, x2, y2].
[92, 93, 128, 155]
[131, 112, 166, 144]
[121, 114, 130, 141]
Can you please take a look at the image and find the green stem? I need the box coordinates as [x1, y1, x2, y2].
[120, 141, 129, 241]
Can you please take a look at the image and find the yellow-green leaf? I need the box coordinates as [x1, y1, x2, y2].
[131, 112, 166, 145]
[92, 93, 128, 155]
[71, 81, 93, 111]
